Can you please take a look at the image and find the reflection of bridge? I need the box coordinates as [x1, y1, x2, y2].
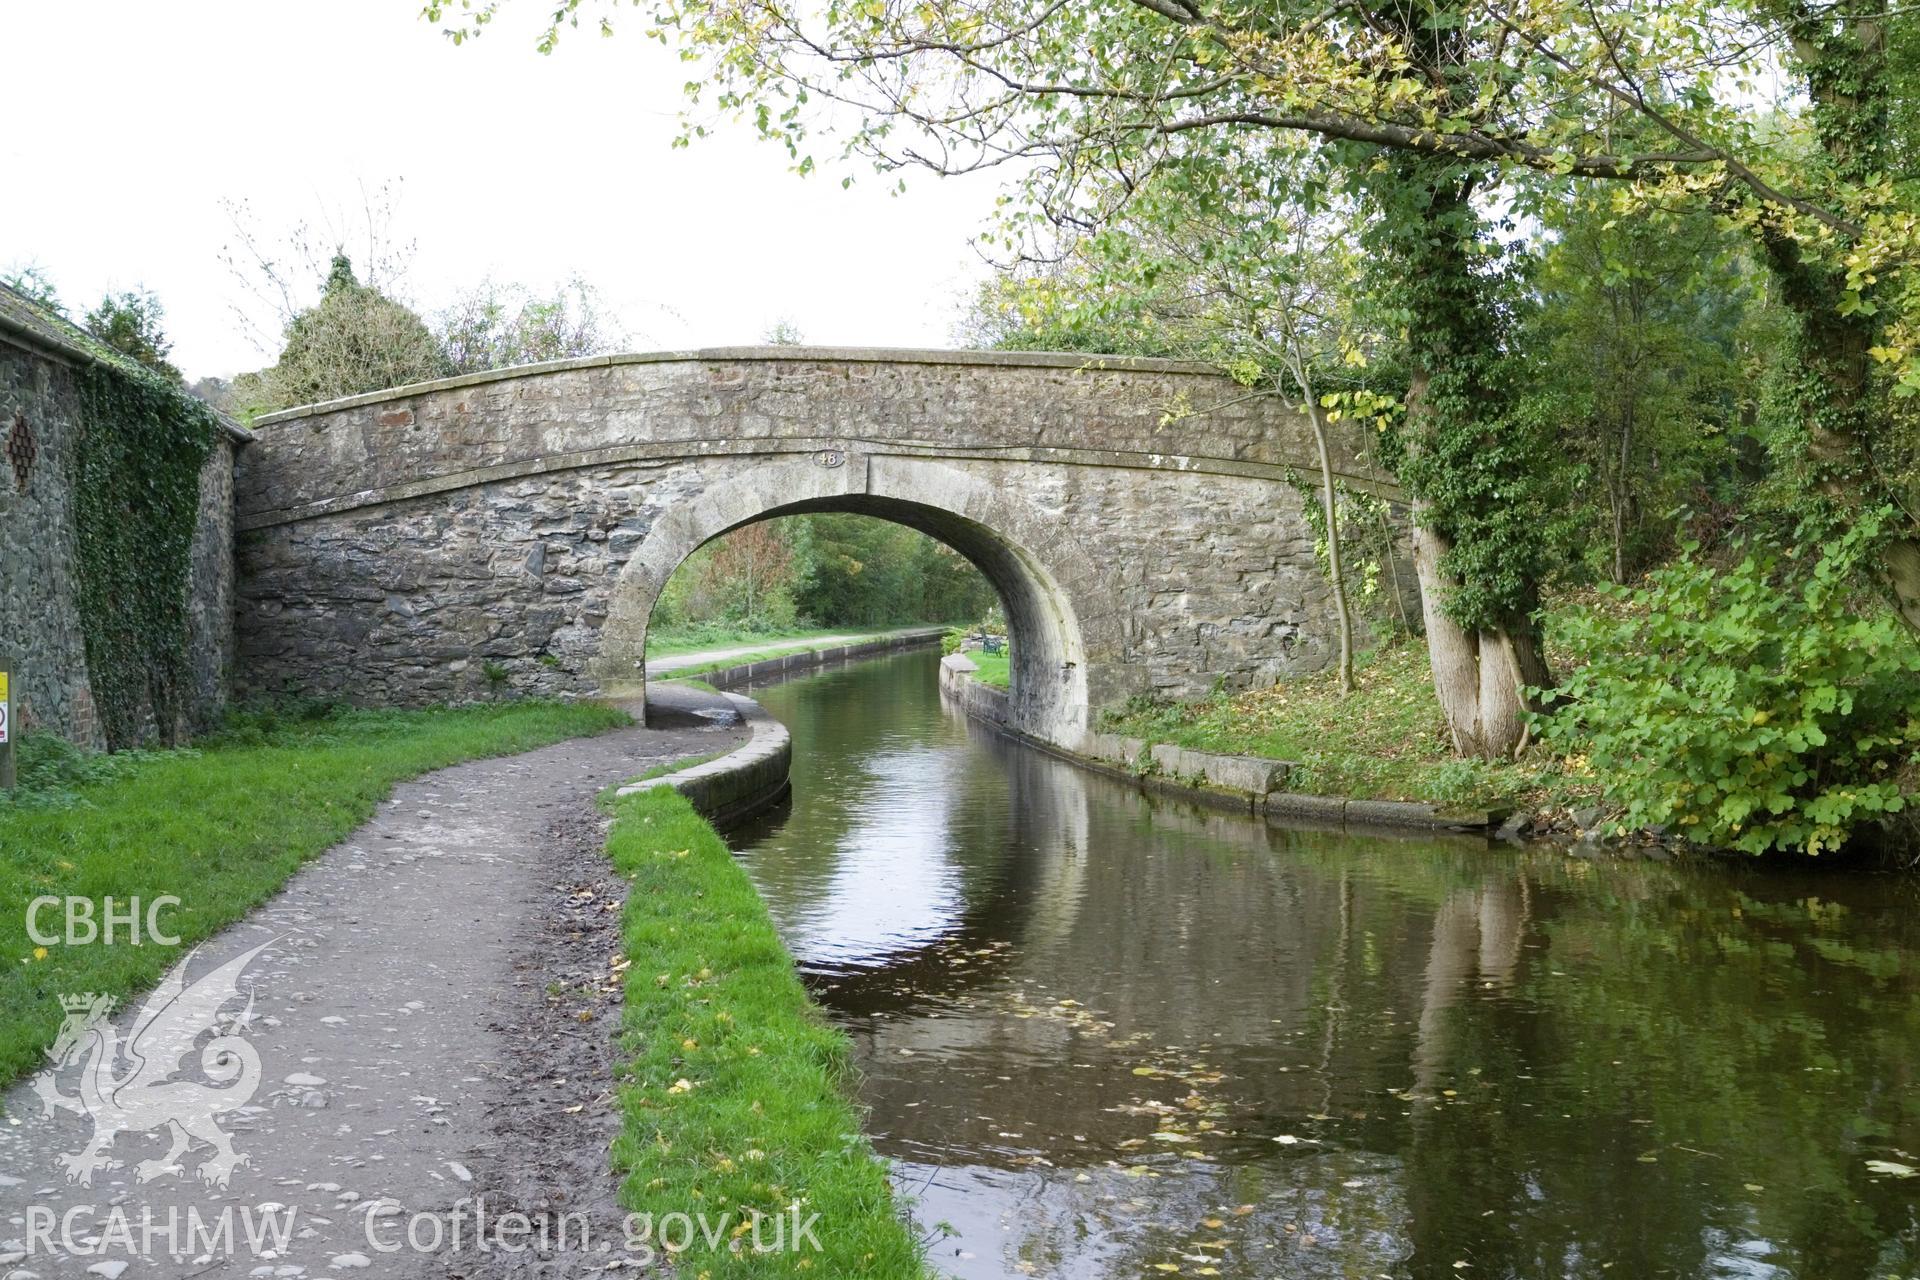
[233, 348, 1396, 748]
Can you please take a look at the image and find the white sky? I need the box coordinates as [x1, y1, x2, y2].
[0, 0, 1005, 381]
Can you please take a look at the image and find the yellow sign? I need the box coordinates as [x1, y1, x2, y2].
[0, 671, 8, 703]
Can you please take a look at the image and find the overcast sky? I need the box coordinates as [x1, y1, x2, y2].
[0, 0, 1006, 380]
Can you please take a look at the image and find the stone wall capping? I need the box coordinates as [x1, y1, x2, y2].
[249, 346, 1233, 426]
[0, 305, 252, 444]
[616, 691, 792, 830]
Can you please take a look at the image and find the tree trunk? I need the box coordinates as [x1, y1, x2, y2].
[1758, 14, 1920, 631]
[1307, 402, 1356, 695]
[1280, 339, 1356, 694]
[1887, 536, 1920, 632]
[1610, 406, 1634, 584]
[1412, 511, 1541, 760]
[1609, 497, 1627, 586]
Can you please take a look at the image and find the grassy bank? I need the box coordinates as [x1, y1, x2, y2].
[1099, 638, 1576, 811]
[965, 650, 1010, 689]
[0, 700, 629, 1084]
[607, 787, 923, 1277]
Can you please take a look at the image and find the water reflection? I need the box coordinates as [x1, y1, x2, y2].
[731, 651, 1920, 1279]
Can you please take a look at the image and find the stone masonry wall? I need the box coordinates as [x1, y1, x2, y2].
[0, 340, 100, 745]
[0, 334, 240, 746]
[233, 349, 1404, 737]
[235, 453, 1348, 707]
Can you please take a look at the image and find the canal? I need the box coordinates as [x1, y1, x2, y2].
[729, 649, 1920, 1279]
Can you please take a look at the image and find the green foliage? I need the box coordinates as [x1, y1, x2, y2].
[263, 254, 446, 408]
[1286, 471, 1416, 636]
[1363, 158, 1559, 635]
[2, 264, 63, 312]
[655, 515, 995, 634]
[655, 522, 800, 631]
[762, 318, 804, 345]
[606, 787, 926, 1277]
[0, 699, 628, 1084]
[1, 735, 165, 809]
[793, 514, 994, 627]
[447, 0, 1920, 626]
[956, 266, 1180, 356]
[1518, 193, 1765, 583]
[1541, 517, 1920, 854]
[71, 362, 221, 748]
[83, 290, 182, 383]
[436, 277, 623, 374]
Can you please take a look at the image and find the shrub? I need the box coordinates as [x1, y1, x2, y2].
[264, 255, 446, 409]
[1540, 516, 1920, 854]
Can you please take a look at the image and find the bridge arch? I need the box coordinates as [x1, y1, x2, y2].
[233, 348, 1402, 731]
[600, 455, 1117, 745]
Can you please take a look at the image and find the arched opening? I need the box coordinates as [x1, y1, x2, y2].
[649, 512, 996, 648]
[597, 456, 1105, 746]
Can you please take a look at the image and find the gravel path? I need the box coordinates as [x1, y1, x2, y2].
[0, 685, 748, 1279]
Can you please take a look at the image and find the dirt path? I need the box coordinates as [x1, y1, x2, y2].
[0, 685, 748, 1279]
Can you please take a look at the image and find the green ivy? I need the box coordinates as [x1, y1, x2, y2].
[71, 362, 220, 749]
[1361, 155, 1559, 637]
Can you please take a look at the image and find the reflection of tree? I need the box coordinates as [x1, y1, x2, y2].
[740, 655, 1920, 1277]
[1398, 862, 1920, 1278]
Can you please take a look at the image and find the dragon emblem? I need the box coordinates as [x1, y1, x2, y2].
[30, 939, 274, 1189]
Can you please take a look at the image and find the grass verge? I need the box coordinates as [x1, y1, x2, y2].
[1099, 637, 1580, 811]
[607, 786, 923, 1277]
[965, 650, 1010, 689]
[0, 700, 629, 1084]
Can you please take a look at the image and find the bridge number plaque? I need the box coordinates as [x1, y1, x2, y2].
[815, 448, 847, 469]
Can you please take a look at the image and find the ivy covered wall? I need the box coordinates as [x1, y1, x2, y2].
[0, 305, 243, 748]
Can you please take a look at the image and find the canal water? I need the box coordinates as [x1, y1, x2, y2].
[729, 649, 1920, 1279]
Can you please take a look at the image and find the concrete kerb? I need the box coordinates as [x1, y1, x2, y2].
[938, 657, 1497, 834]
[616, 692, 792, 831]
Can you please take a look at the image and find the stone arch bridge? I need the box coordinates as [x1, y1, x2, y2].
[234, 348, 1398, 749]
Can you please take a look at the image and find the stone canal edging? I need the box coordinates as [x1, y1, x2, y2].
[660, 626, 948, 690]
[940, 653, 1497, 833]
[618, 691, 793, 829]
